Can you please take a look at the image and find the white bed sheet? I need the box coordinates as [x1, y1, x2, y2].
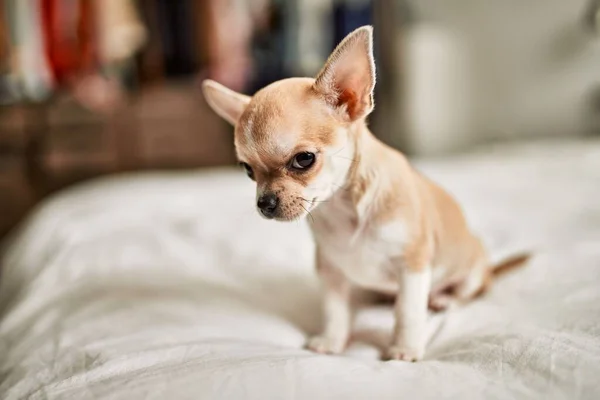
[1, 139, 599, 399]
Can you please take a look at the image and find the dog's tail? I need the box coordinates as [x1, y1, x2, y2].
[490, 252, 532, 276]
[472, 252, 532, 300]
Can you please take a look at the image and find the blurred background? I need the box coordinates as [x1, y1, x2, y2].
[0, 0, 599, 237]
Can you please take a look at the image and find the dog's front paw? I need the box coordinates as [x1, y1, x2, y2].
[306, 335, 346, 355]
[385, 345, 424, 362]
[428, 294, 453, 312]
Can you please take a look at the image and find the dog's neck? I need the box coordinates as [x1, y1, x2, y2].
[316, 122, 385, 222]
[343, 121, 380, 188]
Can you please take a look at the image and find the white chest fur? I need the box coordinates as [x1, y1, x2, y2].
[310, 193, 408, 292]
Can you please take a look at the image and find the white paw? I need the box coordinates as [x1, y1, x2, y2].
[385, 345, 424, 362]
[428, 294, 453, 312]
[306, 335, 346, 354]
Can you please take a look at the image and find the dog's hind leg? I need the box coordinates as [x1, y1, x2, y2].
[454, 261, 491, 302]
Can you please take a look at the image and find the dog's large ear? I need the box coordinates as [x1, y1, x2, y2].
[202, 80, 251, 126]
[313, 26, 376, 121]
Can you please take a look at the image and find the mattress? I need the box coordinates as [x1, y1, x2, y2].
[1, 139, 599, 399]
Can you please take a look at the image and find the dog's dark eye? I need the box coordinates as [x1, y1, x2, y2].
[239, 162, 254, 180]
[291, 152, 315, 170]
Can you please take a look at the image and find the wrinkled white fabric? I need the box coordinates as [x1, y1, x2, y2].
[1, 139, 599, 400]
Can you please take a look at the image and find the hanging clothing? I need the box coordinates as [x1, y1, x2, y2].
[0, 2, 18, 104]
[40, 0, 97, 85]
[5, 0, 54, 101]
[0, 4, 10, 69]
[93, 0, 147, 65]
[137, 0, 165, 83]
[333, 0, 372, 45]
[155, 0, 198, 77]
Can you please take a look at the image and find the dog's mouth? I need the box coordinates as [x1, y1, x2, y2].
[268, 197, 319, 222]
[274, 215, 299, 222]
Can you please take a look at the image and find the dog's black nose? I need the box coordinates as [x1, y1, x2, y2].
[257, 193, 279, 218]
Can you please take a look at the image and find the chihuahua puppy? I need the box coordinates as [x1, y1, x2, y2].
[202, 26, 529, 361]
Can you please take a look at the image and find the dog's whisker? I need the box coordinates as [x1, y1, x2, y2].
[333, 155, 358, 163]
[330, 146, 347, 157]
[300, 204, 315, 223]
[299, 197, 330, 204]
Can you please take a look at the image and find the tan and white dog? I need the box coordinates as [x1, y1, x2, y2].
[202, 26, 529, 361]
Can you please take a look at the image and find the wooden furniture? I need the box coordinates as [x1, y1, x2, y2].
[0, 83, 235, 238]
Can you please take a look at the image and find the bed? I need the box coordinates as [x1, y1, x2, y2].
[1, 139, 599, 399]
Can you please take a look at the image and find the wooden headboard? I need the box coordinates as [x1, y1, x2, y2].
[0, 83, 235, 239]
